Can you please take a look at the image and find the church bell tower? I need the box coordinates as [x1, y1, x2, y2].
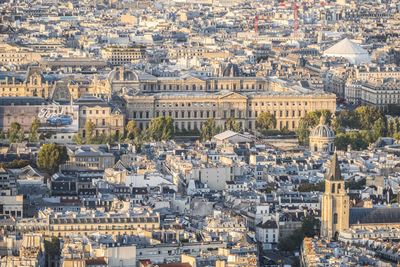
[320, 153, 349, 239]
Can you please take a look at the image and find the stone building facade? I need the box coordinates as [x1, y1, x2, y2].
[74, 95, 124, 137]
[124, 90, 336, 132]
[0, 66, 51, 98]
[102, 45, 146, 66]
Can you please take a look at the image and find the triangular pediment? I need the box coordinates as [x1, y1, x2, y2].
[219, 91, 247, 100]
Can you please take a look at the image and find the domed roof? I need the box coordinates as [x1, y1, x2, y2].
[310, 116, 335, 139]
[107, 67, 138, 82]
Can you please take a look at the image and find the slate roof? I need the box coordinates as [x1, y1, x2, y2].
[257, 220, 278, 229]
[349, 208, 400, 225]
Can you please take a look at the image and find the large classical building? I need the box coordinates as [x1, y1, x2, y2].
[124, 90, 335, 132]
[0, 67, 336, 133]
[118, 69, 336, 132]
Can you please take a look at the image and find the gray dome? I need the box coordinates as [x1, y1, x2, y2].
[310, 124, 335, 139]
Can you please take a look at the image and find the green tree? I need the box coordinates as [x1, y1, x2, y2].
[44, 237, 60, 263]
[200, 118, 216, 141]
[297, 109, 334, 145]
[216, 125, 224, 134]
[394, 132, 400, 140]
[84, 121, 96, 144]
[298, 181, 325, 192]
[224, 117, 242, 133]
[354, 106, 384, 130]
[256, 112, 276, 133]
[39, 132, 52, 141]
[28, 119, 40, 143]
[296, 112, 319, 145]
[395, 118, 400, 133]
[133, 135, 143, 153]
[262, 185, 275, 193]
[278, 215, 320, 251]
[335, 132, 350, 150]
[37, 144, 69, 174]
[387, 118, 396, 137]
[372, 118, 386, 139]
[17, 128, 25, 143]
[332, 110, 357, 132]
[126, 120, 139, 141]
[315, 110, 333, 125]
[8, 122, 22, 143]
[145, 116, 174, 141]
[0, 130, 6, 139]
[0, 159, 32, 169]
[74, 131, 84, 144]
[301, 215, 321, 237]
[345, 178, 366, 190]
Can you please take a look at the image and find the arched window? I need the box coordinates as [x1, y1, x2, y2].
[338, 183, 341, 190]
[333, 213, 338, 224]
[331, 183, 335, 194]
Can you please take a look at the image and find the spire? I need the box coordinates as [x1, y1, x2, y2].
[325, 152, 342, 180]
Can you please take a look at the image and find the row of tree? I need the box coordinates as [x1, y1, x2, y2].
[0, 120, 52, 143]
[2, 111, 280, 145]
[74, 117, 175, 152]
[296, 106, 390, 150]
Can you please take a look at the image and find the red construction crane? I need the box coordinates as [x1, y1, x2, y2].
[278, 2, 298, 38]
[254, 15, 271, 35]
[255, 15, 259, 35]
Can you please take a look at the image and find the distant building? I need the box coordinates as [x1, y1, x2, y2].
[102, 45, 146, 66]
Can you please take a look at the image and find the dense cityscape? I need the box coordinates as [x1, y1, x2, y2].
[0, 0, 400, 266]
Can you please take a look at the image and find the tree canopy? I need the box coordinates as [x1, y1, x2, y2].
[200, 118, 216, 142]
[144, 116, 174, 141]
[296, 109, 332, 145]
[8, 122, 24, 143]
[126, 120, 139, 141]
[84, 121, 96, 144]
[334, 106, 387, 150]
[298, 181, 325, 192]
[36, 144, 69, 174]
[256, 112, 277, 133]
[278, 215, 320, 251]
[28, 119, 40, 143]
[224, 117, 242, 133]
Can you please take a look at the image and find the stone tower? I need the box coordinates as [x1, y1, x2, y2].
[320, 153, 349, 239]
